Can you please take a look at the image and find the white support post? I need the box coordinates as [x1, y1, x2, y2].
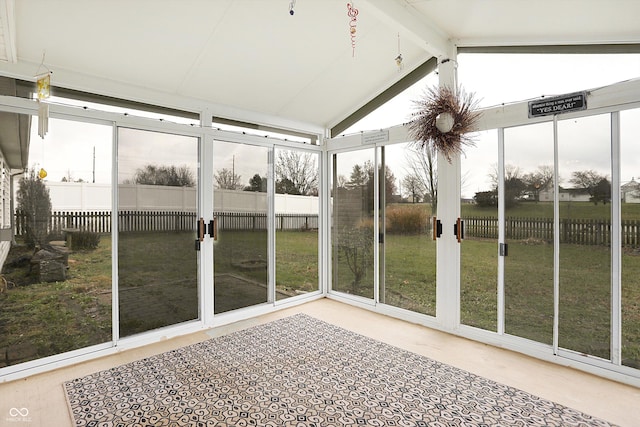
[200, 109, 215, 326]
[435, 45, 461, 331]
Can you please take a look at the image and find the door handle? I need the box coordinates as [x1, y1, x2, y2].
[454, 218, 464, 243]
[432, 217, 442, 240]
[209, 217, 218, 241]
[198, 217, 205, 242]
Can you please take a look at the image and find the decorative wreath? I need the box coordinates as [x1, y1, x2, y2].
[408, 85, 481, 162]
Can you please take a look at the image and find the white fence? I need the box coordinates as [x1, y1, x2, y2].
[44, 182, 319, 214]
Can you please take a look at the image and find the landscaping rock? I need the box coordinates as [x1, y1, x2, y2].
[37, 259, 67, 282]
[30, 249, 67, 282]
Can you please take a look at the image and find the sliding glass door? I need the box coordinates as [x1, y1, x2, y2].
[274, 147, 320, 301]
[212, 140, 269, 314]
[331, 149, 376, 299]
[503, 122, 554, 344]
[557, 114, 612, 360]
[460, 130, 499, 331]
[117, 128, 199, 337]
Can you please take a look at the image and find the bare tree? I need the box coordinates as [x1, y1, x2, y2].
[570, 169, 610, 204]
[214, 168, 243, 190]
[275, 151, 318, 196]
[522, 165, 554, 201]
[402, 174, 425, 203]
[405, 147, 437, 212]
[489, 163, 522, 189]
[133, 164, 195, 187]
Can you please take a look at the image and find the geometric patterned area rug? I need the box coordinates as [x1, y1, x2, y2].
[64, 314, 616, 427]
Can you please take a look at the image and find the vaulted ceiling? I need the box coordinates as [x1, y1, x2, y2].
[0, 0, 638, 140]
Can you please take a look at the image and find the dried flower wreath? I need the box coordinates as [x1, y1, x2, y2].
[408, 85, 481, 162]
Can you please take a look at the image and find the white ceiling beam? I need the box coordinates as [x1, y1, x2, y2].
[364, 0, 451, 58]
[456, 35, 640, 49]
[0, 0, 16, 63]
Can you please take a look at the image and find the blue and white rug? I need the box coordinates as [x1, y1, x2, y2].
[64, 313, 615, 426]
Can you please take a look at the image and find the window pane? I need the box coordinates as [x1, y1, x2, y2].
[557, 114, 611, 360]
[1, 117, 112, 366]
[213, 141, 269, 313]
[117, 128, 198, 336]
[382, 143, 436, 316]
[332, 149, 375, 299]
[504, 122, 554, 344]
[621, 108, 640, 369]
[275, 148, 319, 301]
[461, 130, 498, 331]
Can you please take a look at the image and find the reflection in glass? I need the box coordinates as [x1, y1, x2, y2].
[460, 131, 498, 331]
[0, 117, 112, 366]
[118, 128, 198, 336]
[382, 143, 436, 315]
[213, 141, 269, 313]
[621, 109, 640, 369]
[274, 148, 319, 301]
[332, 149, 375, 299]
[503, 123, 554, 344]
[557, 114, 611, 359]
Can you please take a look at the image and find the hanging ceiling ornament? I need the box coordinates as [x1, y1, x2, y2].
[289, 0, 296, 15]
[38, 167, 47, 180]
[35, 52, 51, 139]
[346, 2, 358, 57]
[408, 85, 482, 163]
[395, 32, 403, 71]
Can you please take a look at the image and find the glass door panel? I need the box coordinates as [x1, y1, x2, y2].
[332, 149, 375, 299]
[460, 131, 499, 331]
[117, 128, 198, 337]
[557, 114, 611, 359]
[274, 147, 319, 301]
[503, 123, 554, 344]
[213, 141, 269, 313]
[1, 117, 113, 366]
[621, 108, 640, 369]
[382, 143, 436, 315]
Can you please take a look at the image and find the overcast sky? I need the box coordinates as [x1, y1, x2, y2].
[27, 53, 640, 199]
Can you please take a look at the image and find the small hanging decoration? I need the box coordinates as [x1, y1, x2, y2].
[38, 167, 47, 180]
[289, 0, 296, 15]
[35, 52, 51, 139]
[346, 2, 358, 57]
[408, 85, 482, 163]
[395, 33, 403, 71]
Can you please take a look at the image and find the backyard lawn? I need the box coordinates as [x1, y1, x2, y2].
[1, 204, 639, 369]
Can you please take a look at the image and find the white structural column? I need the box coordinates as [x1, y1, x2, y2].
[435, 46, 461, 330]
[200, 109, 215, 326]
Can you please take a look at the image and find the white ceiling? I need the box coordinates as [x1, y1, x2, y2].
[0, 0, 638, 135]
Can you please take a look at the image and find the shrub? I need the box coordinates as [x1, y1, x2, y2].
[69, 231, 100, 250]
[17, 169, 52, 248]
[474, 191, 498, 207]
[335, 221, 374, 288]
[386, 205, 428, 234]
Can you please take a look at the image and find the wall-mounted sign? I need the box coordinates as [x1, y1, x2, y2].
[528, 91, 587, 118]
[362, 130, 389, 145]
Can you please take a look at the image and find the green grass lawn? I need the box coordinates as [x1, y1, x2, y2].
[399, 200, 640, 221]
[1, 226, 639, 369]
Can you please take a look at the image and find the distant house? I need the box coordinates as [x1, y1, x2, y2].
[539, 186, 591, 202]
[622, 178, 640, 203]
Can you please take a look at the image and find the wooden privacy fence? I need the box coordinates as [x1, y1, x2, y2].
[464, 216, 640, 247]
[14, 210, 319, 236]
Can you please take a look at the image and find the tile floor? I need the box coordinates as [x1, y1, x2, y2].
[0, 298, 638, 426]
